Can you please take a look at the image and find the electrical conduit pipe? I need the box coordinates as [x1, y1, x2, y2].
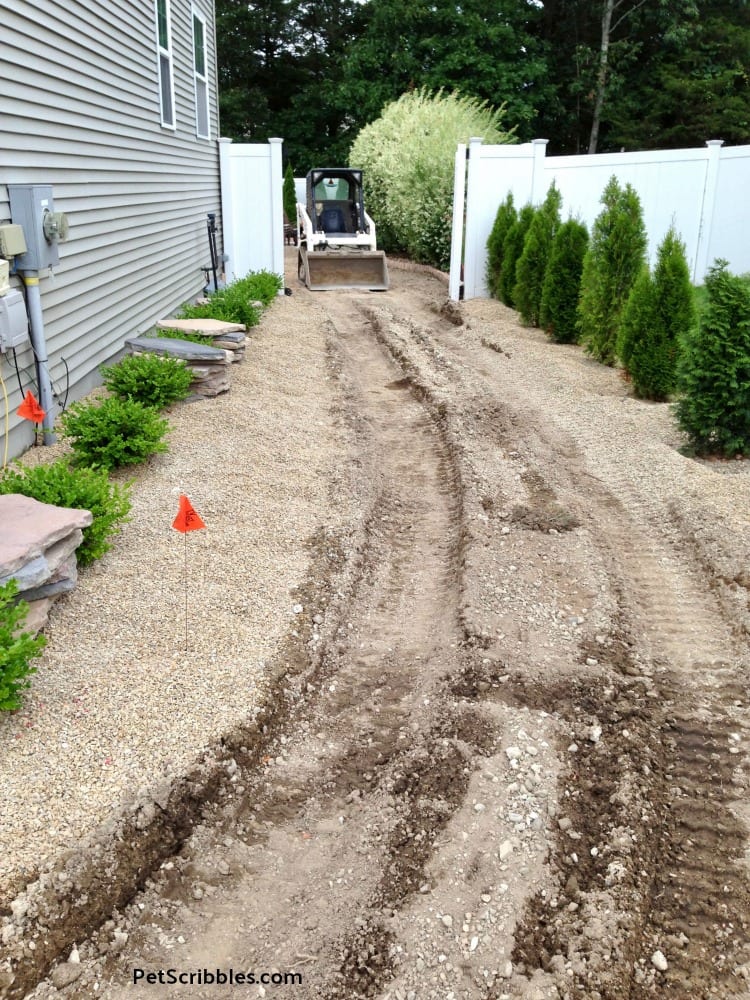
[21, 273, 56, 444]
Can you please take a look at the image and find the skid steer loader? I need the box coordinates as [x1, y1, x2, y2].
[296, 168, 389, 291]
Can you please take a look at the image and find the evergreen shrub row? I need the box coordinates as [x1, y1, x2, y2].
[486, 176, 750, 456]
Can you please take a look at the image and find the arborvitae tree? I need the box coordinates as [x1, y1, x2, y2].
[618, 266, 660, 389]
[539, 218, 589, 343]
[499, 204, 536, 308]
[283, 162, 297, 223]
[618, 226, 696, 400]
[514, 183, 563, 326]
[486, 193, 517, 298]
[653, 223, 696, 356]
[674, 260, 750, 457]
[577, 175, 648, 365]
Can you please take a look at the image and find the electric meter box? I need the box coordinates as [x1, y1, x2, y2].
[8, 184, 60, 270]
[0, 289, 29, 352]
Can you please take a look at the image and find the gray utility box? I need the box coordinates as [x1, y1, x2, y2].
[0, 290, 29, 352]
[8, 184, 59, 271]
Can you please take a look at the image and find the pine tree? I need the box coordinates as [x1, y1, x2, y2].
[618, 266, 660, 391]
[653, 224, 695, 360]
[499, 204, 535, 308]
[577, 176, 648, 365]
[674, 261, 750, 457]
[283, 162, 297, 224]
[619, 226, 695, 400]
[540, 218, 589, 343]
[514, 183, 563, 326]
[486, 193, 516, 299]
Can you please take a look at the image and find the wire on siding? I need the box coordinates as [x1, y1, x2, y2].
[0, 364, 9, 468]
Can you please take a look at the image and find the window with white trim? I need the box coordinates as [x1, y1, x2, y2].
[193, 8, 210, 140]
[156, 0, 175, 128]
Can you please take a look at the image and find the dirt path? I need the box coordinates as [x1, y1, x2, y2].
[19, 264, 750, 999]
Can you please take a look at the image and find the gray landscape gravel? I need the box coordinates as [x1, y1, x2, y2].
[4, 258, 750, 999]
[0, 289, 350, 901]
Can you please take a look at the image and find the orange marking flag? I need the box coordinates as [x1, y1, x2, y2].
[172, 494, 206, 533]
[16, 390, 46, 423]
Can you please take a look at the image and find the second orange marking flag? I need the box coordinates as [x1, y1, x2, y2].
[172, 494, 206, 533]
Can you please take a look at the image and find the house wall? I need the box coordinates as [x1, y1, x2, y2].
[459, 138, 750, 301]
[0, 0, 221, 459]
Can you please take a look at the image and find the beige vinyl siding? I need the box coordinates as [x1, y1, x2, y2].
[0, 0, 221, 459]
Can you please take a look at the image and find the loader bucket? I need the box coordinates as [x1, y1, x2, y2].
[299, 249, 389, 291]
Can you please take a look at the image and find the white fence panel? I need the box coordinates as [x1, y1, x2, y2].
[462, 139, 538, 300]
[546, 148, 710, 279]
[219, 137, 284, 283]
[706, 145, 750, 278]
[456, 139, 750, 300]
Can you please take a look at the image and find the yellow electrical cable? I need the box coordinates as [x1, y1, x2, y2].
[0, 362, 9, 469]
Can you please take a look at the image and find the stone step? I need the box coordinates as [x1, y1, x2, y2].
[0, 495, 92, 633]
[157, 317, 246, 335]
[125, 336, 231, 364]
[125, 337, 233, 396]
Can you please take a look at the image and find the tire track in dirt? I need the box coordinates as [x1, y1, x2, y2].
[466, 326, 750, 995]
[366, 276, 750, 997]
[29, 289, 544, 1000]
[20, 269, 750, 1000]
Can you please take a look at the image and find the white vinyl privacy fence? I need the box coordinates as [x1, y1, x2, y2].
[219, 137, 285, 284]
[452, 138, 750, 301]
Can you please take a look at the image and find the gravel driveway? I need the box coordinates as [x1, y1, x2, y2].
[0, 280, 352, 903]
[4, 253, 750, 999]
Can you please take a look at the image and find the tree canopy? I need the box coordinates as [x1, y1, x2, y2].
[215, 0, 750, 169]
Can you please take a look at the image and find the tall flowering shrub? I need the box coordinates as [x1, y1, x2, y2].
[349, 89, 513, 270]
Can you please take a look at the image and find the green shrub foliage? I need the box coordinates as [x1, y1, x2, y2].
[653, 224, 696, 353]
[514, 183, 563, 326]
[242, 269, 285, 305]
[618, 226, 695, 400]
[349, 89, 514, 270]
[0, 579, 45, 711]
[617, 266, 661, 390]
[499, 204, 536, 308]
[101, 353, 193, 410]
[283, 162, 297, 224]
[577, 176, 648, 365]
[60, 397, 169, 471]
[674, 260, 750, 456]
[486, 193, 516, 299]
[0, 460, 131, 566]
[539, 218, 589, 343]
[179, 270, 283, 327]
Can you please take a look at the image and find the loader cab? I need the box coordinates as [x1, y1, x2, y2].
[306, 168, 368, 237]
